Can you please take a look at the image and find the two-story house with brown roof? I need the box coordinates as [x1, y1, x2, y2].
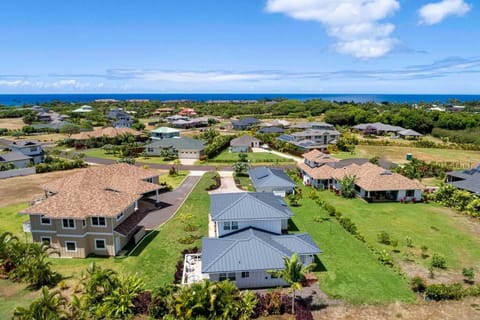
[21, 163, 163, 258]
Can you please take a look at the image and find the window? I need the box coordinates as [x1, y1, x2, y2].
[223, 221, 239, 231]
[406, 190, 415, 197]
[30, 147, 37, 152]
[241, 271, 249, 278]
[219, 273, 227, 281]
[82, 220, 86, 228]
[65, 241, 77, 252]
[147, 148, 154, 152]
[227, 272, 236, 281]
[271, 273, 278, 279]
[40, 237, 51, 245]
[116, 212, 124, 221]
[146, 177, 153, 183]
[40, 215, 51, 225]
[218, 272, 236, 281]
[91, 217, 106, 227]
[95, 239, 106, 250]
[62, 219, 75, 229]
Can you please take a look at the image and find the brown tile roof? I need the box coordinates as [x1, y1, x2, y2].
[71, 127, 142, 140]
[299, 160, 422, 191]
[21, 164, 162, 219]
[302, 150, 338, 163]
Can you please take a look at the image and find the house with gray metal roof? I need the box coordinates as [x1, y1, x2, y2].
[446, 165, 480, 196]
[352, 122, 405, 135]
[398, 129, 423, 140]
[210, 192, 293, 237]
[0, 151, 32, 169]
[231, 117, 260, 130]
[150, 127, 180, 140]
[8, 140, 45, 164]
[199, 227, 321, 289]
[107, 108, 133, 128]
[230, 135, 261, 153]
[248, 167, 296, 197]
[144, 137, 205, 159]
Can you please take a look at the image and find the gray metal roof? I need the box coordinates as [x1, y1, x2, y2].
[210, 192, 293, 222]
[258, 126, 284, 134]
[248, 167, 296, 190]
[144, 137, 205, 151]
[352, 122, 405, 132]
[447, 168, 480, 195]
[201, 227, 321, 273]
[231, 117, 259, 126]
[0, 151, 32, 162]
[398, 129, 423, 137]
[230, 135, 261, 147]
[9, 140, 41, 147]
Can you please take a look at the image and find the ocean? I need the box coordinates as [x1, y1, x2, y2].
[1, 93, 479, 106]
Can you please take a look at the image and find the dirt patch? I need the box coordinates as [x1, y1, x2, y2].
[0, 168, 88, 207]
[0, 118, 25, 130]
[314, 297, 480, 320]
[399, 260, 466, 285]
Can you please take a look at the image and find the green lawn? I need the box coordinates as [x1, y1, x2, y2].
[159, 170, 190, 190]
[0, 203, 29, 238]
[82, 148, 172, 165]
[334, 145, 480, 166]
[233, 173, 254, 191]
[202, 149, 294, 165]
[317, 191, 480, 272]
[290, 187, 415, 304]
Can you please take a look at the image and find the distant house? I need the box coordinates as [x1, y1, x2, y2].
[8, 140, 45, 164]
[201, 228, 321, 289]
[209, 192, 293, 237]
[258, 126, 284, 134]
[248, 167, 296, 197]
[150, 127, 180, 140]
[290, 122, 335, 131]
[298, 150, 422, 202]
[72, 105, 93, 113]
[166, 115, 190, 124]
[261, 119, 290, 128]
[231, 117, 259, 130]
[107, 108, 133, 128]
[352, 122, 405, 135]
[277, 127, 340, 152]
[152, 107, 174, 116]
[178, 107, 197, 116]
[170, 116, 210, 129]
[446, 164, 480, 196]
[20, 164, 163, 258]
[0, 151, 32, 169]
[230, 135, 261, 153]
[71, 127, 143, 146]
[398, 129, 423, 140]
[144, 137, 205, 159]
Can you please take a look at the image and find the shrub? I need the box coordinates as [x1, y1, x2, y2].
[463, 267, 475, 284]
[431, 254, 447, 269]
[377, 231, 391, 245]
[410, 276, 427, 293]
[421, 245, 429, 259]
[378, 250, 394, 267]
[405, 236, 413, 248]
[425, 283, 464, 301]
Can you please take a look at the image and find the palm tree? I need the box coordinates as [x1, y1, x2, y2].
[268, 253, 315, 315]
[0, 231, 19, 275]
[82, 262, 120, 303]
[338, 175, 356, 198]
[13, 286, 68, 320]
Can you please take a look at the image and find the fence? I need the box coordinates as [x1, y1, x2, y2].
[0, 167, 36, 179]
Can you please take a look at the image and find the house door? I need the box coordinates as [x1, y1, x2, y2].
[115, 237, 122, 254]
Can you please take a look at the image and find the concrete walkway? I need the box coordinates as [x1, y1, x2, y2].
[209, 171, 245, 194]
[139, 174, 202, 229]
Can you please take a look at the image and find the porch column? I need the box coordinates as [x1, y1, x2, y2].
[134, 200, 138, 211]
[155, 189, 159, 203]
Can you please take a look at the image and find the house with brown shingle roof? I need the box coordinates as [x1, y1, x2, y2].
[298, 151, 422, 202]
[20, 163, 164, 258]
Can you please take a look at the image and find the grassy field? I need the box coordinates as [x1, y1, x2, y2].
[0, 203, 31, 237]
[83, 148, 173, 165]
[290, 187, 415, 304]
[0, 118, 25, 130]
[317, 191, 480, 275]
[159, 170, 189, 190]
[233, 173, 255, 191]
[334, 145, 480, 166]
[202, 149, 294, 165]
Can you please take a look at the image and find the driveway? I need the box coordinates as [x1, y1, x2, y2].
[139, 174, 202, 230]
[209, 171, 245, 194]
[252, 147, 303, 163]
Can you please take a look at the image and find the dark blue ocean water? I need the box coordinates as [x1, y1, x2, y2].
[1, 93, 479, 106]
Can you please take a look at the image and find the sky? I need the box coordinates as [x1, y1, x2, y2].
[0, 0, 478, 94]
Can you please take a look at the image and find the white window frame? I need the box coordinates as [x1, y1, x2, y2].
[223, 222, 231, 231]
[231, 221, 239, 230]
[65, 241, 77, 252]
[40, 215, 51, 225]
[94, 238, 107, 250]
[62, 219, 75, 229]
[241, 271, 249, 278]
[91, 217, 107, 228]
[40, 236, 52, 245]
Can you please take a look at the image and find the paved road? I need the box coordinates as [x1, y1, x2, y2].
[139, 175, 202, 229]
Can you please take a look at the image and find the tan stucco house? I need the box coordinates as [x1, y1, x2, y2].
[21, 163, 163, 258]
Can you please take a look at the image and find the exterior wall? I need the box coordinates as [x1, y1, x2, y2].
[0, 167, 35, 179]
[10, 159, 31, 169]
[151, 131, 180, 140]
[11, 145, 43, 157]
[145, 146, 171, 156]
[179, 149, 202, 159]
[113, 119, 132, 128]
[216, 219, 282, 237]
[396, 189, 422, 202]
[208, 270, 287, 289]
[255, 186, 294, 197]
[231, 146, 250, 153]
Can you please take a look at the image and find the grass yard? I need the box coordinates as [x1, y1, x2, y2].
[233, 172, 254, 191]
[202, 149, 294, 165]
[334, 145, 480, 167]
[0, 203, 30, 237]
[83, 148, 173, 165]
[317, 191, 480, 276]
[159, 170, 189, 190]
[290, 187, 415, 304]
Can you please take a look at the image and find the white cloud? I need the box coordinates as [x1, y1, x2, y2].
[419, 0, 471, 25]
[265, 0, 400, 59]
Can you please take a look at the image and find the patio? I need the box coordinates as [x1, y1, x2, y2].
[181, 253, 208, 285]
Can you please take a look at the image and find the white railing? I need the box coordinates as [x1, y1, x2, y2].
[181, 253, 203, 285]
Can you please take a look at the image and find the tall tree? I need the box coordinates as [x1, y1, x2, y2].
[268, 253, 315, 314]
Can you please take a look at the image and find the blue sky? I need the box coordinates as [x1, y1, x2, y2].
[0, 0, 478, 93]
